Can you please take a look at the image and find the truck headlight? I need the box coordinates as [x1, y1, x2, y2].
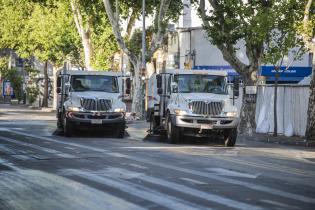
[222, 111, 237, 117]
[114, 108, 125, 113]
[174, 109, 188, 116]
[67, 106, 82, 112]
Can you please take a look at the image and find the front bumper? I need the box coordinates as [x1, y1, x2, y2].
[174, 115, 239, 130]
[66, 111, 125, 125]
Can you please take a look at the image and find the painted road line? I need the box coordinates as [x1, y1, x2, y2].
[62, 169, 211, 210]
[101, 167, 264, 210]
[0, 136, 76, 159]
[8, 129, 109, 153]
[122, 155, 315, 204]
[10, 129, 315, 204]
[0, 157, 20, 170]
[0, 169, 144, 210]
[206, 168, 260, 179]
[217, 156, 312, 177]
[128, 163, 148, 169]
[260, 199, 299, 210]
[180, 177, 208, 185]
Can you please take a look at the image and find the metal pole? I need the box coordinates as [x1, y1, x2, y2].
[141, 0, 146, 119]
[142, 0, 146, 68]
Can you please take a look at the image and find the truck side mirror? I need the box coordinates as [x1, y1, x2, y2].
[233, 77, 240, 97]
[125, 78, 131, 94]
[156, 75, 162, 89]
[65, 82, 71, 93]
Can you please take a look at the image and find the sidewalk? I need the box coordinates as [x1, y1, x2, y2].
[0, 103, 56, 121]
[0, 103, 55, 112]
[240, 133, 315, 147]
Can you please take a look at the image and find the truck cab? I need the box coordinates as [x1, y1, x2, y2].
[56, 70, 128, 138]
[147, 69, 240, 146]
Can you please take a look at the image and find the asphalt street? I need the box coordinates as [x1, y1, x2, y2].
[0, 105, 315, 210]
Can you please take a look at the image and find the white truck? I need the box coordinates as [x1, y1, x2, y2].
[56, 70, 129, 138]
[147, 69, 240, 146]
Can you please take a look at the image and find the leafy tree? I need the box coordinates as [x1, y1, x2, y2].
[262, 1, 305, 136]
[70, 0, 118, 70]
[0, 0, 81, 107]
[196, 0, 296, 135]
[297, 0, 315, 141]
[103, 0, 183, 115]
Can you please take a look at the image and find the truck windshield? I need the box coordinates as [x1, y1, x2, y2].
[71, 75, 118, 93]
[174, 74, 227, 94]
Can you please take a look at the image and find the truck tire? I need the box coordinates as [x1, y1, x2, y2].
[63, 114, 73, 137]
[166, 114, 181, 144]
[223, 129, 237, 147]
[115, 124, 125, 138]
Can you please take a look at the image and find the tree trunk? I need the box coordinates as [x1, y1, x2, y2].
[70, 0, 93, 71]
[131, 61, 142, 116]
[239, 73, 257, 135]
[306, 54, 315, 141]
[82, 31, 92, 70]
[41, 61, 49, 108]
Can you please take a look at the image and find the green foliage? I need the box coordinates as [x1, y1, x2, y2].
[0, 57, 9, 72]
[26, 86, 39, 104]
[109, 0, 183, 60]
[24, 66, 40, 104]
[0, 0, 82, 66]
[296, 0, 315, 49]
[195, 0, 273, 51]
[262, 1, 305, 67]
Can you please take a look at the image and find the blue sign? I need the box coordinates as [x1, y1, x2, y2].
[2, 80, 14, 97]
[260, 66, 312, 77]
[193, 65, 312, 80]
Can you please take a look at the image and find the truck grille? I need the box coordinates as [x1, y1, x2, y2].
[189, 101, 223, 116]
[81, 98, 112, 111]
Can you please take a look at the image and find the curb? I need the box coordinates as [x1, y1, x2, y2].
[241, 134, 315, 147]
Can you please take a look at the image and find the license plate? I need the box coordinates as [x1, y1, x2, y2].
[91, 119, 103, 124]
[200, 124, 213, 130]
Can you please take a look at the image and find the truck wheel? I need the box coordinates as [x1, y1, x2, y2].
[223, 129, 237, 147]
[166, 114, 181, 144]
[63, 115, 73, 137]
[115, 124, 125, 138]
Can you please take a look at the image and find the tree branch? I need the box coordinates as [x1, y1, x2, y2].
[200, 0, 248, 75]
[302, 0, 315, 52]
[126, 9, 137, 41]
[148, 0, 171, 57]
[103, 0, 138, 66]
[70, 0, 83, 36]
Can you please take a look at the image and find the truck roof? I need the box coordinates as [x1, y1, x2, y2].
[58, 70, 123, 76]
[163, 69, 228, 76]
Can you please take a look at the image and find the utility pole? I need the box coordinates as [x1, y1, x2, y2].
[141, 0, 146, 119]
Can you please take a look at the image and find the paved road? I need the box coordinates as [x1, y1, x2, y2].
[0, 106, 315, 210]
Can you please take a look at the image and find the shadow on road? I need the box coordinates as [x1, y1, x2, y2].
[52, 128, 129, 139]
